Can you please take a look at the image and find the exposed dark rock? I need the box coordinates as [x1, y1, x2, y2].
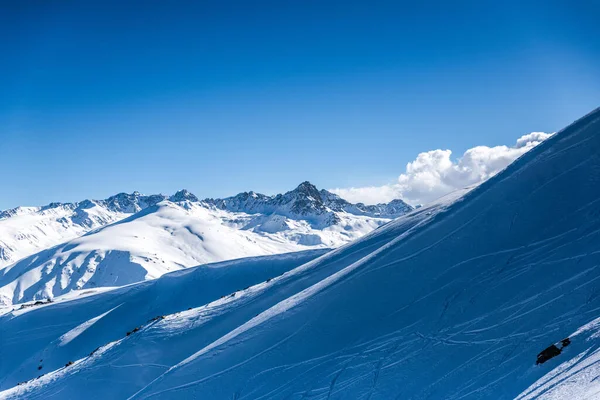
[19, 298, 53, 310]
[536, 337, 571, 365]
[126, 327, 141, 336]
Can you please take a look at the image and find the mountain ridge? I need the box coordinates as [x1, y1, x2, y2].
[0, 183, 413, 305]
[0, 182, 411, 218]
[0, 183, 412, 267]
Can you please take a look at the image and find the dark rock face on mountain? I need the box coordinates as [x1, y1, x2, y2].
[101, 192, 166, 213]
[168, 189, 199, 203]
[202, 191, 272, 214]
[279, 181, 330, 216]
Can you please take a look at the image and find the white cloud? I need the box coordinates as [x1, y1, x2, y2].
[331, 132, 554, 206]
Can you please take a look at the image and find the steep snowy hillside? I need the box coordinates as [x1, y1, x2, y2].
[0, 192, 165, 267]
[2, 107, 598, 400]
[0, 194, 444, 396]
[0, 250, 328, 391]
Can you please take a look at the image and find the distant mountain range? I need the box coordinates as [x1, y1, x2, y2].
[0, 182, 411, 268]
[0, 182, 412, 305]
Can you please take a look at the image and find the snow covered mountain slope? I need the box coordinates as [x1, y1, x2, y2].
[0, 184, 410, 305]
[0, 184, 411, 272]
[0, 202, 440, 397]
[4, 107, 597, 399]
[0, 192, 165, 268]
[0, 201, 329, 305]
[0, 249, 328, 392]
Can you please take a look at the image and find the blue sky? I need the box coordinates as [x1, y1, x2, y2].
[1, 0, 599, 209]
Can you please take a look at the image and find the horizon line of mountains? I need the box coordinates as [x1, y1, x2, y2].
[1, 181, 414, 222]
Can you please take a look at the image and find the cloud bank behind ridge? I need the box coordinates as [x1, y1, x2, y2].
[331, 132, 554, 206]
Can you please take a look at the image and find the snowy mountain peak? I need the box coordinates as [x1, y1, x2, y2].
[101, 191, 165, 213]
[205, 182, 413, 226]
[277, 181, 330, 218]
[169, 189, 199, 203]
[293, 181, 321, 196]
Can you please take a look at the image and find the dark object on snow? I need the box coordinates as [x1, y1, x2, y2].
[126, 327, 141, 336]
[89, 347, 100, 356]
[65, 361, 73, 367]
[19, 298, 53, 310]
[536, 345, 561, 365]
[536, 337, 571, 365]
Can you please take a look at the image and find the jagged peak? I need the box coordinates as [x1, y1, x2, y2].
[291, 181, 324, 199]
[104, 191, 141, 203]
[294, 181, 318, 191]
[98, 191, 167, 213]
[169, 189, 199, 203]
[386, 198, 411, 206]
[234, 190, 268, 199]
[285, 182, 323, 202]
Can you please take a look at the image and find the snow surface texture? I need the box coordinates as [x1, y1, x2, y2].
[0, 250, 328, 393]
[3, 108, 600, 399]
[0, 184, 411, 305]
